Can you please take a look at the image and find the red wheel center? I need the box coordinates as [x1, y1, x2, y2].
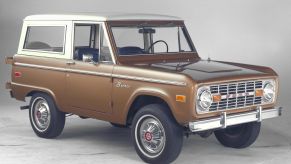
[36, 111, 41, 119]
[144, 132, 153, 141]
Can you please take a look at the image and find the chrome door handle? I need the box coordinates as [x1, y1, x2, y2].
[66, 61, 75, 65]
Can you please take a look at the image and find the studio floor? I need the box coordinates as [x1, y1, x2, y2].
[0, 101, 290, 164]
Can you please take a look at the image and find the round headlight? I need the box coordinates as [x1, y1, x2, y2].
[198, 89, 213, 111]
[263, 81, 275, 102]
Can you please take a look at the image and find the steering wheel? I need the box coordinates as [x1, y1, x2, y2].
[146, 40, 169, 53]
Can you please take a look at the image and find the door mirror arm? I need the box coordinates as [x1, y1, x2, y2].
[90, 60, 98, 65]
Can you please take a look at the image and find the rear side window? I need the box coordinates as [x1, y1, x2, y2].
[23, 26, 65, 53]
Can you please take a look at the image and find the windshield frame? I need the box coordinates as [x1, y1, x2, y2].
[106, 20, 200, 64]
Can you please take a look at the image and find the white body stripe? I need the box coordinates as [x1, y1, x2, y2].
[14, 62, 187, 86]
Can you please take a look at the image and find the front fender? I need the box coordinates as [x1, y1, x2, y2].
[120, 86, 193, 125]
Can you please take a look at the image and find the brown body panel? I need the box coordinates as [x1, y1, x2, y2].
[111, 65, 195, 124]
[65, 61, 113, 113]
[11, 55, 67, 108]
[7, 18, 279, 127]
[9, 54, 278, 125]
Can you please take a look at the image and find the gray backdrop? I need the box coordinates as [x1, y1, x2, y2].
[0, 0, 290, 163]
[1, 0, 291, 106]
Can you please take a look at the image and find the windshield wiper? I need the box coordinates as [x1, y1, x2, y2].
[137, 22, 175, 27]
[137, 22, 148, 27]
[163, 22, 175, 27]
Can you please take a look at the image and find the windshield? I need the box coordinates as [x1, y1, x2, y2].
[111, 25, 196, 56]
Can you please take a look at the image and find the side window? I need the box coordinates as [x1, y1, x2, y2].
[73, 23, 112, 63]
[100, 27, 113, 62]
[74, 26, 92, 47]
[73, 24, 100, 62]
[23, 26, 65, 53]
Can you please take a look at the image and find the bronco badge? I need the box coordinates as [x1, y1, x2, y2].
[115, 81, 130, 88]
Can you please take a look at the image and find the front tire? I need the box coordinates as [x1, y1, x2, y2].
[131, 104, 183, 164]
[29, 93, 65, 138]
[214, 122, 261, 148]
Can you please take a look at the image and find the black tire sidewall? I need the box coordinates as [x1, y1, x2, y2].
[214, 122, 261, 148]
[131, 104, 183, 164]
[29, 93, 65, 138]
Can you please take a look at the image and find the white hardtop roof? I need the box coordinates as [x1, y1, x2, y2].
[24, 13, 183, 21]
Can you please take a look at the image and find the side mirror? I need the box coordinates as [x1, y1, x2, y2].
[83, 54, 98, 65]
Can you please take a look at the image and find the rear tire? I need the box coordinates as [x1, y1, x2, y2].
[131, 104, 183, 164]
[29, 93, 65, 138]
[214, 122, 261, 148]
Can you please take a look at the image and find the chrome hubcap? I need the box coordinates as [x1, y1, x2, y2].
[136, 115, 166, 158]
[31, 97, 51, 132]
[144, 132, 153, 141]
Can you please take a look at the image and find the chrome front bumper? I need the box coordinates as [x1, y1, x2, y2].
[189, 107, 283, 132]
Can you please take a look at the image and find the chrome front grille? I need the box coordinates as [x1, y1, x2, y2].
[209, 80, 263, 111]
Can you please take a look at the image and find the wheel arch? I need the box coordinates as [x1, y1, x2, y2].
[27, 90, 54, 98]
[25, 89, 59, 108]
[125, 91, 178, 126]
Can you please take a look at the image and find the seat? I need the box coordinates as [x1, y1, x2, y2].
[74, 47, 99, 62]
[118, 46, 144, 55]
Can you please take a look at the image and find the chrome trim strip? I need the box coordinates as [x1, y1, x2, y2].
[14, 62, 112, 77]
[68, 68, 111, 77]
[15, 62, 66, 72]
[189, 107, 282, 132]
[112, 74, 187, 86]
[14, 62, 186, 86]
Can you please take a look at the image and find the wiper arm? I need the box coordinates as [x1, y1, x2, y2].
[137, 22, 175, 27]
[176, 61, 193, 71]
[137, 22, 148, 27]
[163, 22, 175, 27]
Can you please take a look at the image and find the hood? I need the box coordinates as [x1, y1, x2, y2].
[135, 60, 273, 82]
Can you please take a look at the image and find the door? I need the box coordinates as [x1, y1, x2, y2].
[65, 22, 114, 113]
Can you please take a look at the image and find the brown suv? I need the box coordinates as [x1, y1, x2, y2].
[5, 13, 282, 163]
